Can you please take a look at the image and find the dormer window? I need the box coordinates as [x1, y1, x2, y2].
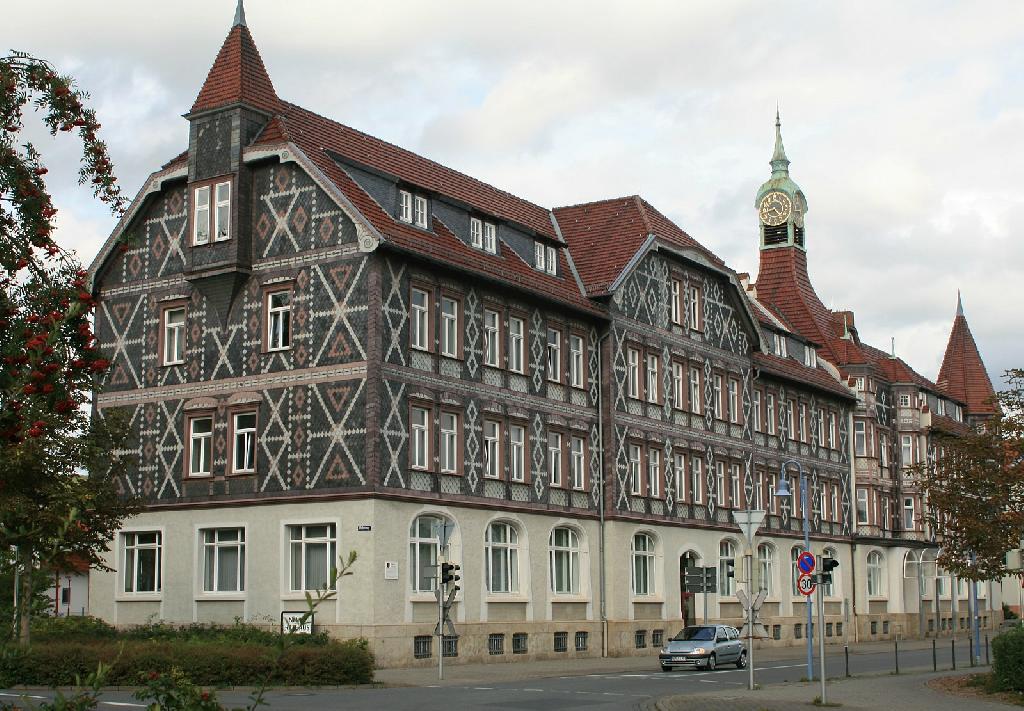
[192, 180, 231, 246]
[805, 346, 816, 368]
[773, 333, 787, 357]
[398, 190, 430, 229]
[399, 190, 413, 222]
[854, 376, 865, 391]
[414, 196, 428, 228]
[534, 241, 557, 275]
[470, 218, 498, 254]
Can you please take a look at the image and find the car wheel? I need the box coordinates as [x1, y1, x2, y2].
[735, 651, 747, 669]
[706, 654, 716, 671]
[661, 664, 672, 672]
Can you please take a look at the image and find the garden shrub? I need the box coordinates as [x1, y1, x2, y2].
[31, 615, 117, 641]
[991, 625, 1024, 692]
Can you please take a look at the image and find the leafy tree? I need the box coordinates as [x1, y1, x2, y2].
[1, 51, 136, 645]
[919, 368, 1024, 581]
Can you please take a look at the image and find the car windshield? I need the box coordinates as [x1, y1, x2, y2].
[673, 626, 716, 641]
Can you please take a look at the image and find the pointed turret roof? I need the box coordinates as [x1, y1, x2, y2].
[937, 294, 997, 416]
[771, 108, 790, 176]
[190, 1, 280, 116]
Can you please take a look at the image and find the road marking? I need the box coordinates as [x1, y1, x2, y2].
[103, 703, 146, 708]
[0, 693, 45, 700]
[473, 687, 494, 690]
[523, 688, 544, 692]
[699, 679, 719, 683]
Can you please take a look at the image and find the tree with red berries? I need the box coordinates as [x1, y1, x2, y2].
[1, 51, 137, 645]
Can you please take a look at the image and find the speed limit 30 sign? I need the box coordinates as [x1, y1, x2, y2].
[797, 571, 816, 596]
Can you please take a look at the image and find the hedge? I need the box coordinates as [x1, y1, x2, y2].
[30, 616, 329, 647]
[0, 638, 374, 687]
[991, 626, 1024, 692]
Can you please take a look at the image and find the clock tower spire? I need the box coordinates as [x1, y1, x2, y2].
[756, 110, 807, 250]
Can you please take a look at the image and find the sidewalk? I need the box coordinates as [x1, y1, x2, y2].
[373, 637, 953, 687]
[643, 669, 1017, 710]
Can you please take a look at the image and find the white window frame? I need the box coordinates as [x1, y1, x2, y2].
[122, 530, 162, 595]
[899, 393, 911, 408]
[440, 411, 459, 474]
[799, 404, 807, 442]
[632, 533, 655, 596]
[547, 328, 561, 382]
[232, 411, 257, 473]
[545, 245, 557, 275]
[510, 424, 525, 482]
[569, 334, 584, 388]
[470, 217, 483, 248]
[411, 288, 430, 351]
[508, 317, 524, 373]
[483, 221, 497, 253]
[730, 463, 741, 508]
[189, 415, 213, 477]
[828, 412, 837, 448]
[629, 444, 642, 495]
[288, 523, 337, 592]
[715, 461, 725, 506]
[805, 346, 816, 368]
[414, 195, 428, 228]
[647, 448, 661, 499]
[484, 420, 501, 479]
[689, 286, 701, 330]
[719, 539, 736, 596]
[399, 190, 413, 223]
[267, 289, 292, 352]
[901, 434, 914, 467]
[690, 457, 703, 504]
[485, 521, 520, 594]
[757, 543, 774, 597]
[753, 390, 762, 431]
[856, 488, 869, 524]
[213, 181, 231, 241]
[440, 296, 459, 358]
[483, 309, 500, 367]
[410, 515, 442, 593]
[854, 421, 867, 456]
[550, 527, 580, 595]
[192, 185, 210, 245]
[627, 348, 640, 399]
[670, 279, 682, 324]
[672, 362, 684, 410]
[201, 527, 245, 593]
[548, 431, 563, 487]
[728, 379, 739, 423]
[713, 375, 723, 419]
[674, 452, 686, 502]
[534, 241, 546, 271]
[903, 497, 915, 530]
[646, 354, 659, 404]
[867, 551, 884, 597]
[411, 406, 430, 470]
[689, 367, 701, 414]
[767, 393, 776, 434]
[570, 436, 585, 490]
[163, 306, 186, 365]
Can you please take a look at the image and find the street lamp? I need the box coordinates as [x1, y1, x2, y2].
[776, 459, 814, 682]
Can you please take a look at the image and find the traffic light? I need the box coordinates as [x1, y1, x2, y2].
[820, 557, 839, 585]
[441, 562, 461, 587]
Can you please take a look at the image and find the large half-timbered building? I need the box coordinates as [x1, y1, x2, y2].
[87, 5, 1006, 665]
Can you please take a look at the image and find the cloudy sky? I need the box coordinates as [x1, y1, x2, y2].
[8, 0, 1023, 389]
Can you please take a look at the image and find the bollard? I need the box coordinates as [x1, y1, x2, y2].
[932, 639, 937, 672]
[895, 638, 899, 675]
[844, 644, 850, 677]
[985, 635, 989, 666]
[952, 638, 956, 670]
[969, 634, 975, 668]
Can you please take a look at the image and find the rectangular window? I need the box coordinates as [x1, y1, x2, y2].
[569, 334, 584, 388]
[399, 190, 412, 223]
[805, 346, 816, 368]
[189, 415, 213, 477]
[690, 457, 703, 504]
[483, 222, 497, 253]
[730, 464, 740, 508]
[534, 241, 546, 271]
[414, 195, 428, 228]
[769, 474, 777, 513]
[753, 390, 762, 431]
[554, 631, 568, 653]
[232, 412, 256, 473]
[674, 453, 686, 502]
[508, 317, 524, 373]
[213, 181, 230, 241]
[162, 306, 186, 365]
[570, 436, 585, 490]
[510, 424, 525, 482]
[440, 296, 459, 358]
[899, 393, 911, 408]
[830, 485, 838, 522]
[414, 636, 432, 659]
[484, 420, 501, 479]
[713, 374, 723, 419]
[767, 393, 776, 434]
[411, 406, 430, 470]
[411, 288, 430, 351]
[483, 309, 500, 367]
[646, 354, 659, 403]
[546, 245, 557, 275]
[715, 461, 725, 506]
[629, 444, 642, 495]
[799, 404, 807, 442]
[440, 412, 459, 473]
[266, 289, 292, 351]
[828, 413, 837, 449]
[548, 431, 563, 487]
[627, 348, 640, 399]
[647, 448, 660, 499]
[193, 185, 210, 245]
[671, 362, 684, 410]
[903, 497, 914, 530]
[856, 488, 869, 524]
[728, 379, 740, 423]
[855, 376, 865, 391]
[901, 435, 913, 466]
[488, 633, 505, 656]
[547, 328, 561, 382]
[123, 531, 161, 594]
[689, 286, 702, 330]
[670, 279, 682, 324]
[854, 421, 867, 456]
[513, 632, 528, 654]
[817, 408, 825, 446]
[202, 528, 245, 593]
[470, 217, 483, 248]
[755, 471, 764, 509]
[689, 367, 701, 414]
[289, 523, 337, 592]
[879, 433, 889, 467]
[786, 400, 795, 439]
[575, 631, 589, 652]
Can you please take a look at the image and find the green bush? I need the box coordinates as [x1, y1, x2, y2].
[31, 615, 117, 641]
[118, 619, 329, 646]
[0, 638, 374, 687]
[991, 625, 1024, 692]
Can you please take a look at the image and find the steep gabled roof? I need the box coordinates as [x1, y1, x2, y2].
[552, 195, 723, 296]
[190, 22, 281, 115]
[937, 296, 997, 415]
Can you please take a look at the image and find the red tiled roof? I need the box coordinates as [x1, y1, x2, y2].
[270, 103, 558, 240]
[161, 150, 188, 171]
[552, 196, 723, 296]
[753, 351, 855, 399]
[191, 24, 281, 115]
[937, 310, 997, 415]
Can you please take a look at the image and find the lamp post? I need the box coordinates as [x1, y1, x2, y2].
[776, 459, 814, 682]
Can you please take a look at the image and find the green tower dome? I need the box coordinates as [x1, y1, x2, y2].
[755, 111, 808, 250]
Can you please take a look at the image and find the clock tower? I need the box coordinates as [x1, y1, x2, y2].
[755, 111, 808, 250]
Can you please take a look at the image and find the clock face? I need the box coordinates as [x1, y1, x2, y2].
[759, 191, 792, 226]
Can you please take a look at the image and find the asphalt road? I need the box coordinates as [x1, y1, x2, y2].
[0, 639, 988, 710]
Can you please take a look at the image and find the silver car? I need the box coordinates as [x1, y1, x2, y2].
[658, 624, 746, 671]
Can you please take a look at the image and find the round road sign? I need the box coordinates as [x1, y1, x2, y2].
[797, 572, 816, 596]
[798, 551, 816, 574]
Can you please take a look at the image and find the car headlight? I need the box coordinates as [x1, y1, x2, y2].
[661, 648, 668, 654]
[691, 647, 706, 655]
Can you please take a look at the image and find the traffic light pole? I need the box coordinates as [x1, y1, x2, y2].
[817, 576, 827, 703]
[438, 559, 444, 681]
